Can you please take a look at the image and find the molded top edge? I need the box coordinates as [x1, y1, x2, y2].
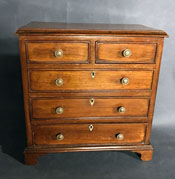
[16, 21, 168, 37]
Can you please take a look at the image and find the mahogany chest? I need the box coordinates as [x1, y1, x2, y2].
[16, 22, 167, 165]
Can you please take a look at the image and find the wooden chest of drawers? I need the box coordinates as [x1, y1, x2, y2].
[16, 22, 167, 165]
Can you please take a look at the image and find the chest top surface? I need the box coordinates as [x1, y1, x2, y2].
[16, 21, 168, 37]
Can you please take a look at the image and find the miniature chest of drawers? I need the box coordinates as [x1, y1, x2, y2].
[16, 22, 167, 165]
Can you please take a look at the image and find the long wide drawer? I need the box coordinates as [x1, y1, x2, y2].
[26, 41, 89, 63]
[33, 123, 146, 145]
[96, 42, 156, 63]
[31, 98, 149, 119]
[29, 70, 153, 91]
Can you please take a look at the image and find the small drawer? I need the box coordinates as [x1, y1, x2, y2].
[33, 123, 146, 145]
[96, 42, 156, 63]
[29, 70, 153, 91]
[26, 41, 89, 63]
[31, 98, 149, 119]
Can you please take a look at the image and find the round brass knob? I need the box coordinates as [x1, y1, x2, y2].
[118, 106, 126, 113]
[56, 133, 64, 140]
[121, 77, 129, 85]
[56, 107, 64, 114]
[55, 78, 63, 86]
[116, 133, 124, 140]
[122, 49, 132, 57]
[55, 49, 63, 57]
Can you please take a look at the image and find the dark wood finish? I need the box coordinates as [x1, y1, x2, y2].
[31, 98, 149, 119]
[26, 41, 89, 63]
[16, 22, 167, 165]
[29, 70, 153, 91]
[96, 42, 156, 63]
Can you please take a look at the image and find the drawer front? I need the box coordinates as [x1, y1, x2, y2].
[26, 42, 89, 63]
[33, 123, 146, 145]
[31, 98, 149, 119]
[96, 43, 156, 63]
[29, 70, 153, 91]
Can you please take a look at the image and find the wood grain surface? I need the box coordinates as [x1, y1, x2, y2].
[33, 123, 146, 145]
[29, 70, 153, 91]
[31, 98, 149, 119]
[97, 43, 156, 63]
[26, 41, 89, 63]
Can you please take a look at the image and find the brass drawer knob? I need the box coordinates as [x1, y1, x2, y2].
[118, 106, 126, 113]
[116, 133, 124, 140]
[56, 133, 64, 140]
[121, 77, 129, 85]
[56, 107, 64, 114]
[55, 49, 63, 57]
[122, 49, 132, 57]
[55, 78, 63, 86]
